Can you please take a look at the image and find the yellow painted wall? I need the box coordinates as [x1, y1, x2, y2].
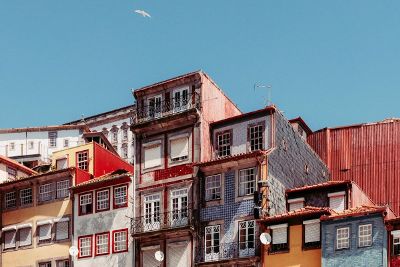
[2, 200, 72, 267]
[52, 143, 94, 174]
[264, 224, 321, 267]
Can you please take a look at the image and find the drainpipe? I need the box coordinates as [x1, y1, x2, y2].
[132, 132, 137, 267]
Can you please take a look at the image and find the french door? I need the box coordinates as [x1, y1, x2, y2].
[144, 194, 161, 231]
[170, 188, 188, 227]
[173, 88, 189, 113]
[148, 95, 162, 118]
[238, 220, 255, 257]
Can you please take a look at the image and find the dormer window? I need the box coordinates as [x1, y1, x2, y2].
[328, 191, 345, 212]
[216, 131, 231, 158]
[248, 124, 264, 151]
[288, 197, 305, 211]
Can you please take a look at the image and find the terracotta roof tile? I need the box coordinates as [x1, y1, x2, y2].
[321, 205, 387, 221]
[0, 155, 37, 175]
[0, 167, 75, 186]
[259, 206, 332, 224]
[286, 180, 351, 194]
[195, 150, 270, 167]
[72, 169, 132, 189]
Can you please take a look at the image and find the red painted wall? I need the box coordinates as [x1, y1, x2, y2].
[75, 167, 92, 185]
[93, 143, 134, 177]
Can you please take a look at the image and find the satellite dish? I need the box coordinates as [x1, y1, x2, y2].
[260, 232, 272, 245]
[69, 246, 79, 257]
[155, 250, 164, 262]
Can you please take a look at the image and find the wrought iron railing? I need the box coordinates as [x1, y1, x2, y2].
[135, 92, 201, 123]
[131, 209, 193, 234]
[195, 241, 260, 263]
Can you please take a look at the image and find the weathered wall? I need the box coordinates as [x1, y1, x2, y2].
[321, 214, 387, 267]
[0, 162, 31, 183]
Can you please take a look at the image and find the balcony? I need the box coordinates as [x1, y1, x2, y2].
[131, 209, 194, 236]
[195, 241, 260, 264]
[135, 92, 201, 124]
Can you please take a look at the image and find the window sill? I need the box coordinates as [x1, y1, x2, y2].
[235, 195, 253, 202]
[205, 199, 223, 207]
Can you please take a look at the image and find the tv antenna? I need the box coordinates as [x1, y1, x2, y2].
[254, 84, 272, 106]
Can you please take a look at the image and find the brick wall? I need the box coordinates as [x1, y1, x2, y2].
[321, 214, 387, 267]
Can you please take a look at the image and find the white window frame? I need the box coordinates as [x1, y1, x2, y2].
[77, 151, 89, 171]
[143, 142, 162, 169]
[56, 180, 70, 198]
[148, 95, 162, 119]
[114, 185, 128, 207]
[96, 189, 110, 211]
[217, 132, 231, 157]
[270, 223, 288, 246]
[205, 174, 221, 201]
[9, 142, 15, 151]
[39, 183, 53, 202]
[79, 236, 92, 257]
[249, 124, 264, 151]
[205, 225, 220, 261]
[328, 191, 345, 212]
[113, 230, 127, 252]
[239, 167, 257, 196]
[96, 233, 109, 255]
[358, 224, 372, 247]
[5, 191, 16, 209]
[336, 227, 350, 249]
[170, 137, 189, 162]
[20, 188, 33, 206]
[3, 229, 16, 249]
[393, 231, 400, 255]
[7, 167, 17, 180]
[173, 87, 189, 113]
[144, 193, 161, 231]
[79, 193, 93, 215]
[288, 197, 305, 211]
[303, 219, 321, 244]
[38, 223, 52, 243]
[18, 227, 32, 247]
[239, 220, 256, 257]
[48, 131, 57, 148]
[63, 139, 69, 148]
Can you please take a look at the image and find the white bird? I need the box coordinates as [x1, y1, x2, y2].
[134, 10, 151, 18]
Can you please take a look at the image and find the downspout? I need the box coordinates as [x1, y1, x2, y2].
[132, 132, 137, 267]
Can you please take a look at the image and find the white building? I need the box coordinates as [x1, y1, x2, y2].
[64, 105, 135, 164]
[0, 125, 88, 168]
[71, 170, 133, 267]
[0, 155, 37, 182]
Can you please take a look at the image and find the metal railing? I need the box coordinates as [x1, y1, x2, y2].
[131, 209, 193, 235]
[195, 241, 260, 263]
[135, 92, 201, 123]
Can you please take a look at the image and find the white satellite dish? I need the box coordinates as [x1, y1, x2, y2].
[259, 232, 272, 245]
[69, 246, 79, 257]
[155, 250, 164, 262]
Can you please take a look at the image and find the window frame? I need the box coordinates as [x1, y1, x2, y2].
[302, 219, 321, 249]
[204, 224, 221, 260]
[95, 232, 110, 256]
[238, 167, 257, 197]
[112, 228, 128, 253]
[358, 223, 373, 248]
[76, 150, 89, 171]
[39, 183, 53, 202]
[96, 188, 110, 212]
[113, 185, 128, 209]
[48, 131, 58, 148]
[270, 224, 289, 253]
[56, 259, 70, 267]
[336, 227, 350, 250]
[6, 166, 17, 180]
[247, 122, 265, 152]
[3, 229, 16, 250]
[56, 180, 70, 199]
[18, 226, 33, 248]
[19, 188, 33, 206]
[79, 192, 93, 216]
[5, 191, 17, 209]
[216, 130, 232, 158]
[55, 218, 70, 241]
[78, 235, 93, 259]
[393, 234, 400, 256]
[37, 223, 53, 244]
[205, 174, 222, 201]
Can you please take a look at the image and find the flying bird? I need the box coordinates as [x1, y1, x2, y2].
[134, 10, 151, 18]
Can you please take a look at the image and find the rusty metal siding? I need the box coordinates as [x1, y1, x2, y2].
[308, 121, 400, 215]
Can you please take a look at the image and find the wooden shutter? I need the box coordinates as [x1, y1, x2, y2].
[170, 138, 189, 160]
[304, 219, 320, 243]
[144, 144, 161, 169]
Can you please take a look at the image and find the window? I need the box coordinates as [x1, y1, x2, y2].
[217, 132, 231, 157]
[288, 198, 305, 211]
[78, 235, 92, 258]
[28, 141, 34, 149]
[148, 95, 162, 118]
[248, 124, 263, 151]
[205, 174, 221, 201]
[56, 260, 70, 267]
[63, 139, 69, 148]
[39, 183, 53, 202]
[38, 223, 52, 243]
[7, 167, 17, 180]
[239, 221, 255, 257]
[55, 218, 69, 241]
[144, 143, 161, 169]
[359, 224, 372, 247]
[77, 151, 89, 171]
[56, 158, 68, 170]
[95, 232, 109, 255]
[39, 262, 51, 267]
[19, 227, 32, 247]
[393, 232, 400, 255]
[122, 128, 128, 141]
[112, 130, 118, 143]
[205, 225, 220, 261]
[5, 191, 16, 209]
[56, 180, 70, 198]
[173, 87, 189, 113]
[239, 168, 256, 196]
[170, 137, 189, 162]
[20, 188, 33, 206]
[3, 230, 16, 249]
[9, 142, 15, 151]
[270, 224, 288, 252]
[96, 189, 110, 211]
[328, 192, 345, 212]
[113, 229, 128, 253]
[79, 193, 93, 215]
[304, 219, 321, 248]
[122, 144, 128, 159]
[144, 194, 161, 231]
[336, 227, 350, 249]
[171, 188, 188, 226]
[114, 185, 128, 208]
[48, 131, 58, 148]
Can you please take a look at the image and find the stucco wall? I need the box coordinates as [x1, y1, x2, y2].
[0, 162, 30, 182]
[321, 214, 387, 267]
[52, 143, 94, 174]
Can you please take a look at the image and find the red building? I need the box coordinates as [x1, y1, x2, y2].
[308, 118, 400, 215]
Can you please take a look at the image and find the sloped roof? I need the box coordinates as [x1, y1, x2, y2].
[195, 150, 269, 167]
[286, 180, 351, 194]
[0, 155, 37, 175]
[0, 167, 75, 186]
[321, 205, 387, 221]
[259, 206, 331, 224]
[72, 169, 132, 190]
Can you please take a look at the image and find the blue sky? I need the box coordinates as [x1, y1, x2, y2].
[1, 1, 400, 130]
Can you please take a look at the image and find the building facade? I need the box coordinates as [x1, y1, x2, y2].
[130, 71, 241, 267]
[0, 155, 37, 183]
[195, 106, 329, 266]
[71, 170, 133, 267]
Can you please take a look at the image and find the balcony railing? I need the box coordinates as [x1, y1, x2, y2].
[136, 92, 201, 123]
[131, 209, 193, 235]
[195, 241, 260, 263]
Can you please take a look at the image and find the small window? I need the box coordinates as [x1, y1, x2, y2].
[270, 224, 288, 252]
[205, 174, 221, 201]
[39, 262, 51, 267]
[38, 223, 52, 243]
[4, 230, 16, 249]
[19, 227, 32, 247]
[328, 192, 345, 212]
[144, 143, 161, 169]
[122, 144, 128, 159]
[7, 167, 17, 180]
[56, 158, 68, 170]
[56, 180, 70, 198]
[79, 193, 93, 215]
[48, 131, 58, 148]
[304, 219, 321, 248]
[77, 151, 89, 171]
[112, 130, 118, 143]
[63, 139, 69, 148]
[336, 227, 350, 249]
[39, 183, 53, 202]
[288, 198, 305, 211]
[95, 232, 109, 256]
[239, 168, 256, 196]
[20, 188, 33, 206]
[122, 128, 128, 141]
[5, 191, 16, 209]
[96, 189, 110, 211]
[78, 236, 92, 258]
[359, 224, 372, 247]
[114, 185, 128, 208]
[170, 137, 189, 162]
[113, 229, 128, 253]
[9, 142, 15, 151]
[56, 260, 70, 267]
[28, 141, 34, 150]
[248, 124, 263, 151]
[393, 235, 400, 255]
[55, 219, 69, 241]
[217, 131, 231, 157]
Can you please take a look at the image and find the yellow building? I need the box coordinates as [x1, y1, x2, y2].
[259, 207, 330, 267]
[0, 168, 76, 267]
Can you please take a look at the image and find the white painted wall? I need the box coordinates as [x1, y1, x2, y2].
[0, 162, 30, 182]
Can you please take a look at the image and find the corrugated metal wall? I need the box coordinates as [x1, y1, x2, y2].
[308, 120, 400, 215]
